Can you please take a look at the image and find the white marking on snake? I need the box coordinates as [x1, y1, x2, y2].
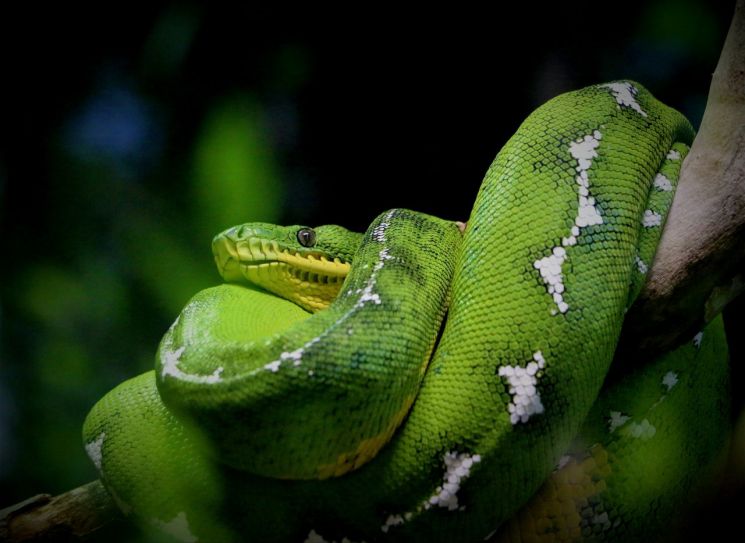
[556, 455, 573, 470]
[358, 248, 391, 305]
[650, 370, 682, 410]
[381, 514, 405, 533]
[264, 360, 281, 372]
[380, 451, 480, 533]
[264, 212, 396, 373]
[592, 512, 612, 531]
[161, 346, 224, 384]
[304, 530, 363, 543]
[634, 255, 648, 274]
[667, 149, 681, 160]
[662, 371, 678, 391]
[305, 531, 328, 543]
[534, 130, 603, 314]
[608, 411, 630, 433]
[642, 210, 662, 227]
[600, 82, 648, 117]
[424, 451, 482, 511]
[307, 531, 332, 543]
[693, 331, 704, 348]
[654, 173, 673, 192]
[499, 351, 547, 424]
[152, 512, 197, 543]
[264, 337, 320, 372]
[85, 432, 105, 472]
[627, 419, 656, 439]
[372, 220, 390, 243]
[282, 346, 308, 366]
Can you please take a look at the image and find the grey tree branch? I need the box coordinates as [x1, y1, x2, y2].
[0, 481, 120, 541]
[2, 2, 743, 541]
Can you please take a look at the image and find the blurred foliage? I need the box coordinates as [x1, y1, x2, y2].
[0, 1, 742, 542]
[192, 95, 283, 239]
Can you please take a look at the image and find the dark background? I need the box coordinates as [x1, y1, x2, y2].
[1, 2, 742, 541]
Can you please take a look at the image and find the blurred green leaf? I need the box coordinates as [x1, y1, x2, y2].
[20, 259, 128, 333]
[191, 95, 284, 239]
[21, 266, 89, 328]
[121, 213, 215, 316]
[34, 337, 93, 390]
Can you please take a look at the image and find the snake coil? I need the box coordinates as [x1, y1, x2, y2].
[83, 81, 730, 543]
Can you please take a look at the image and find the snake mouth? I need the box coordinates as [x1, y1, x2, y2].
[212, 230, 351, 312]
[213, 237, 350, 283]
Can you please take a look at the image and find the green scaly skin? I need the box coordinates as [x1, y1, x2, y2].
[158, 210, 462, 479]
[82, 81, 731, 542]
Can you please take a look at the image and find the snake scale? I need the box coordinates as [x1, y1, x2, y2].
[83, 81, 731, 542]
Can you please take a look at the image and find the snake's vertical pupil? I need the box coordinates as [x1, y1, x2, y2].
[297, 228, 317, 247]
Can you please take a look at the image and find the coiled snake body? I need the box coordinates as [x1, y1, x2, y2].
[83, 81, 731, 542]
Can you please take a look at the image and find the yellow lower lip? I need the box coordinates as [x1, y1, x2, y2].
[213, 236, 351, 282]
[241, 262, 346, 285]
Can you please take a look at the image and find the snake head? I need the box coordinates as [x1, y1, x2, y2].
[212, 223, 363, 313]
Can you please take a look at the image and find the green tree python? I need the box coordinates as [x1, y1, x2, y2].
[83, 81, 731, 542]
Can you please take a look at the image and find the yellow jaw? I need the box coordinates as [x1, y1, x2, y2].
[213, 236, 351, 313]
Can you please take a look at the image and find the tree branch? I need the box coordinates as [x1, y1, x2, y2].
[619, 0, 745, 360]
[2, 2, 744, 541]
[0, 481, 120, 542]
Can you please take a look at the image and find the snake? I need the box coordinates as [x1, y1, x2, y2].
[82, 81, 731, 542]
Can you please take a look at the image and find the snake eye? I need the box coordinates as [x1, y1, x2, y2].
[297, 228, 317, 248]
